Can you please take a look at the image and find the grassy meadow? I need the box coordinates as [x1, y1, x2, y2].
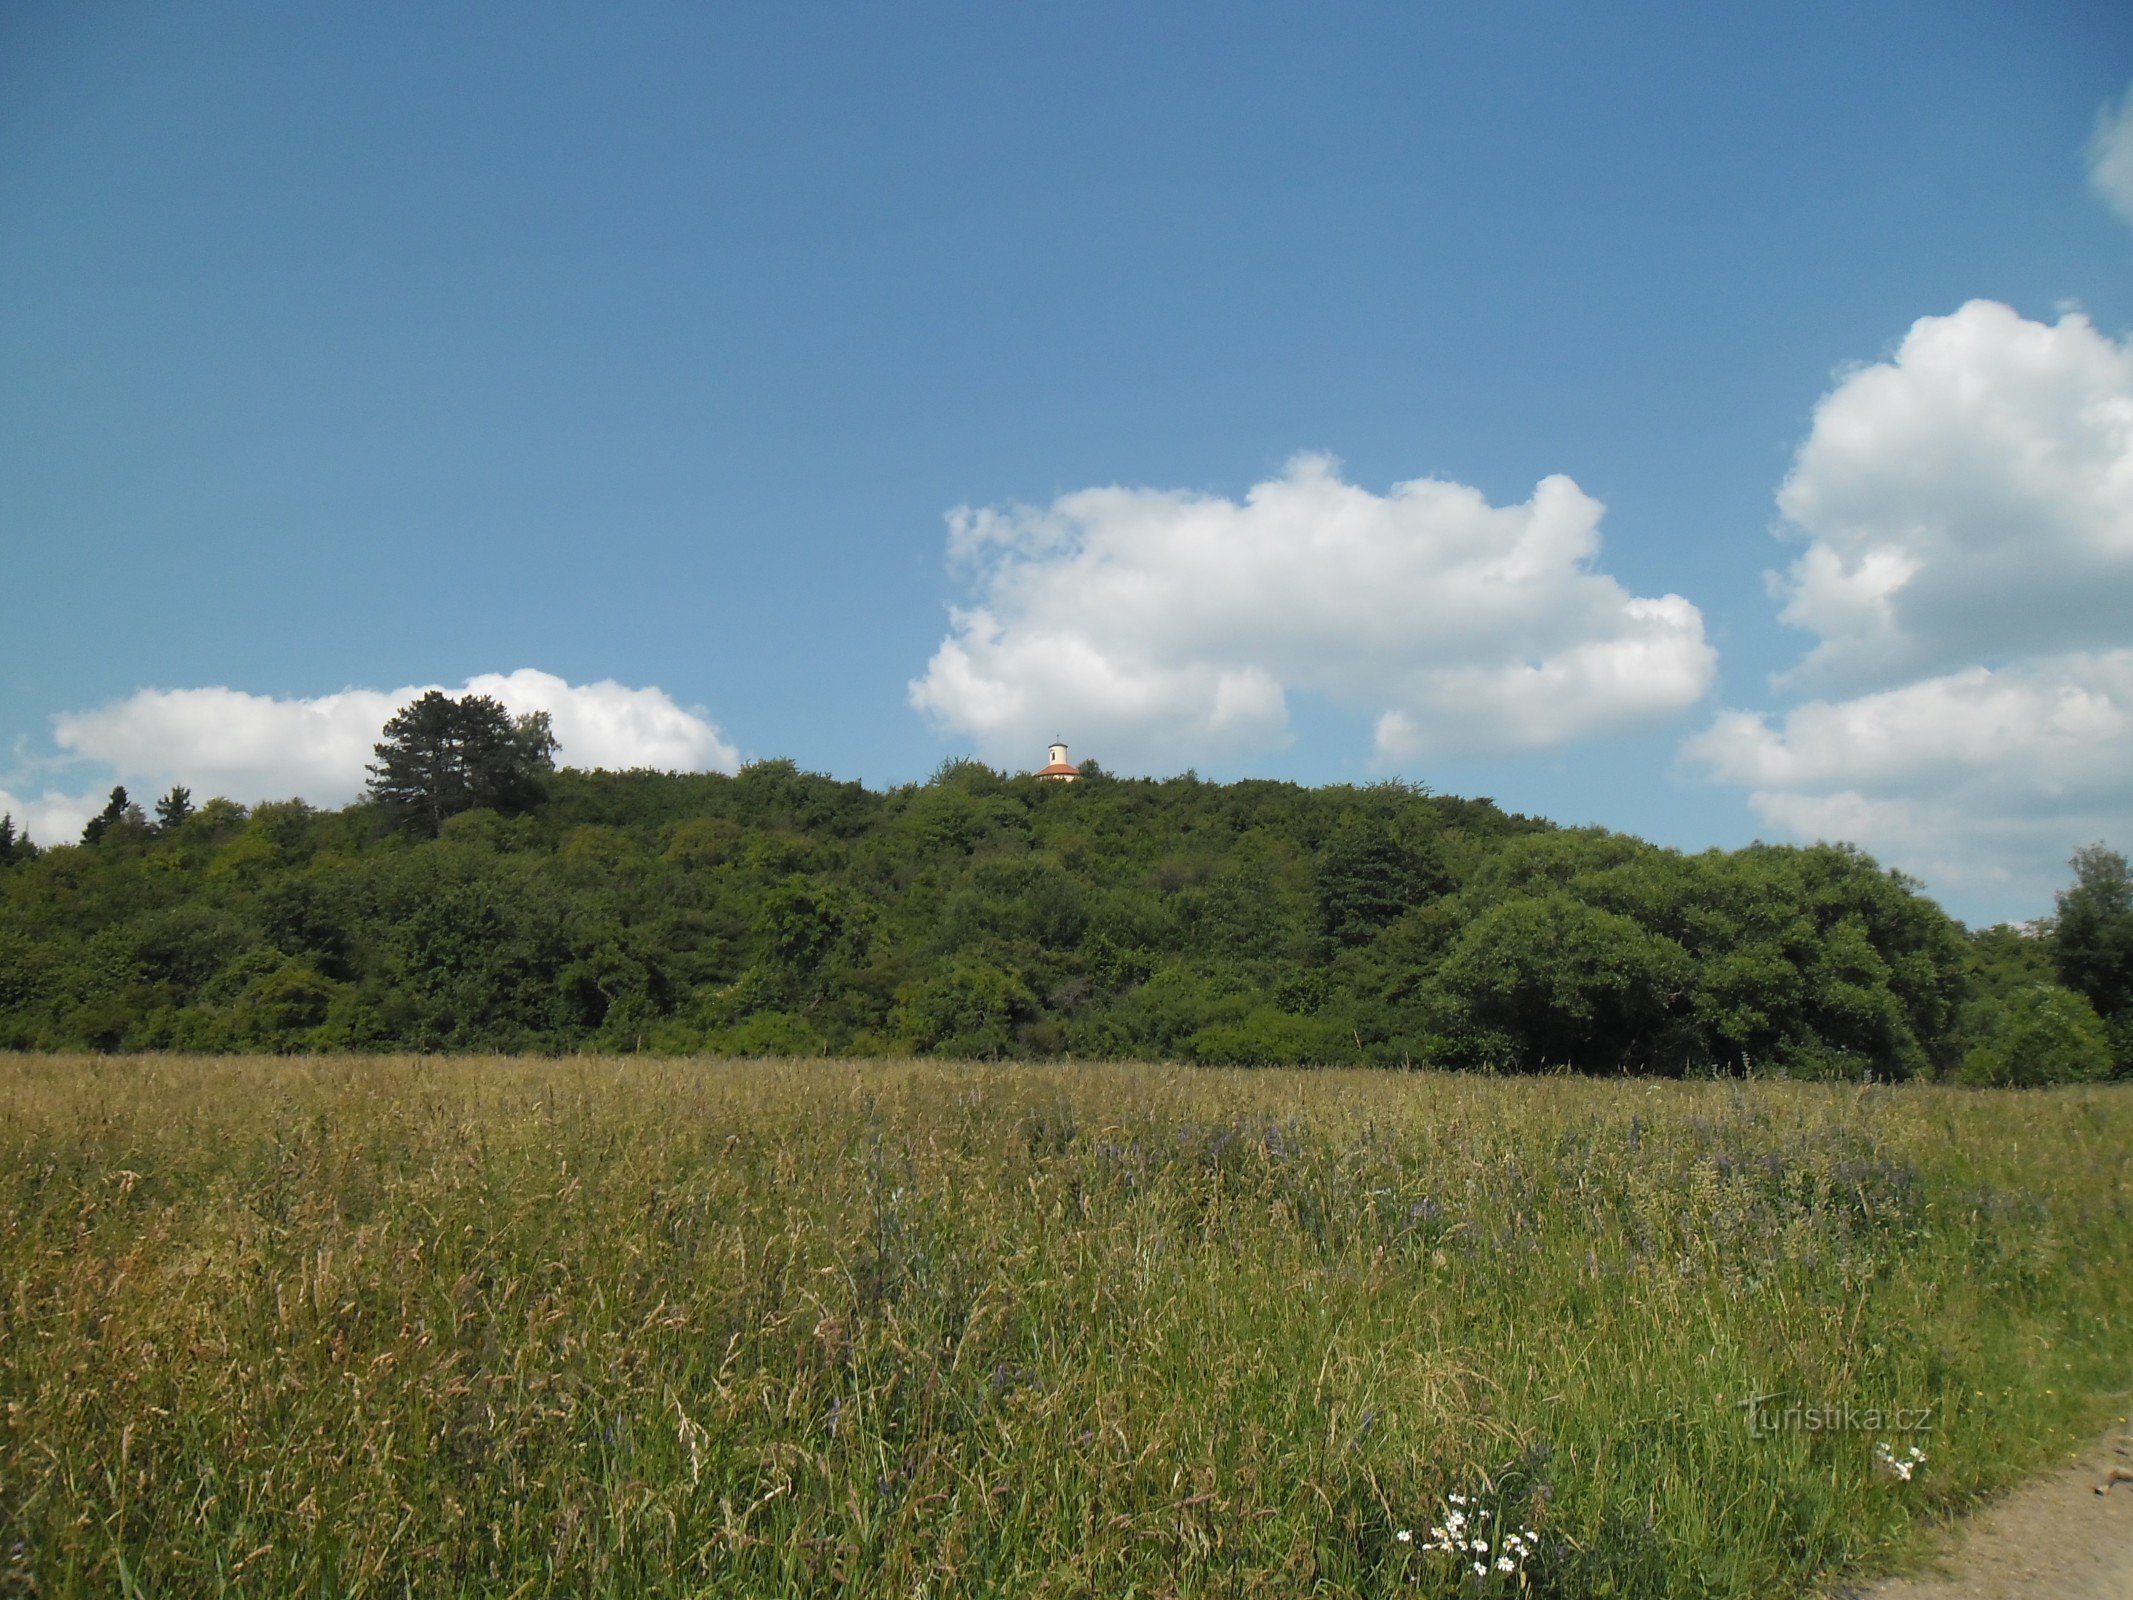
[1, 1056, 2129, 1597]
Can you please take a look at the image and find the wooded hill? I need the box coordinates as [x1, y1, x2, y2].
[1, 758, 2125, 1080]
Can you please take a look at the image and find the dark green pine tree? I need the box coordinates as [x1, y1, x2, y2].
[81, 786, 146, 846]
[366, 692, 559, 836]
[153, 785, 195, 833]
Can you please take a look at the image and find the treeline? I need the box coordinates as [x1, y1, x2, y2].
[1, 758, 2126, 1080]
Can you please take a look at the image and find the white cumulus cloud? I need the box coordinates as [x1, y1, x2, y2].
[1, 669, 738, 841]
[1771, 299, 2133, 692]
[2090, 80, 2133, 228]
[0, 784, 108, 854]
[461, 669, 738, 775]
[1689, 298, 2133, 920]
[1683, 652, 2133, 900]
[909, 454, 1715, 772]
[53, 684, 412, 808]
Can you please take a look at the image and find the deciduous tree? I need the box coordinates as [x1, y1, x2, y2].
[2054, 843, 2133, 1068]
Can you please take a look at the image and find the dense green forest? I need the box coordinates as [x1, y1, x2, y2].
[1, 720, 2127, 1079]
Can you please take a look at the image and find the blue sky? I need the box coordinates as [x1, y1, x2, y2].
[4, 2, 2132, 925]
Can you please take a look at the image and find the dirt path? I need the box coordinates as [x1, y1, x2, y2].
[1829, 1424, 2133, 1600]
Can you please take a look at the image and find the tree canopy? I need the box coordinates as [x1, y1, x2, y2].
[2, 692, 2124, 1076]
[153, 786, 195, 833]
[2053, 843, 2133, 1064]
[80, 786, 146, 846]
[365, 691, 557, 835]
[3, 737, 2112, 1080]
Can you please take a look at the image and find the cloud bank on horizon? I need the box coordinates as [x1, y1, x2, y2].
[1685, 299, 2133, 909]
[0, 669, 737, 847]
[909, 454, 1716, 773]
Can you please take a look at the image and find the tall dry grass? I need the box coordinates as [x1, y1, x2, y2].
[1, 1055, 2128, 1597]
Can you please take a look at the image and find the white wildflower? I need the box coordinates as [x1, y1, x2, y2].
[1876, 1440, 1926, 1482]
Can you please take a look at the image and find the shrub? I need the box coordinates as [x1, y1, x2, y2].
[1957, 985, 2115, 1086]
